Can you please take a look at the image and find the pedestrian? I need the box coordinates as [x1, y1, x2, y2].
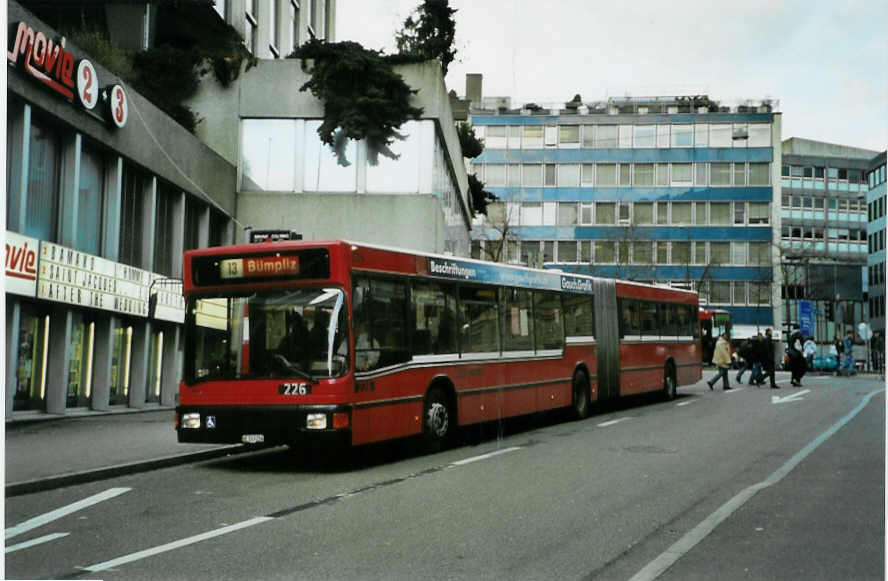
[834, 335, 845, 376]
[706, 332, 733, 391]
[803, 336, 817, 371]
[749, 334, 765, 385]
[735, 337, 754, 383]
[788, 328, 806, 387]
[760, 328, 779, 389]
[870, 331, 883, 374]
[838, 330, 855, 376]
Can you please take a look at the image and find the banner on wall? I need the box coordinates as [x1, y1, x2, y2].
[5, 231, 39, 297]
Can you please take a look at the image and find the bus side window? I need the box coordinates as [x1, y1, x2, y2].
[353, 276, 410, 370]
[563, 293, 595, 339]
[458, 285, 500, 354]
[619, 299, 640, 339]
[534, 291, 564, 350]
[501, 287, 534, 352]
[412, 282, 458, 356]
[639, 301, 658, 338]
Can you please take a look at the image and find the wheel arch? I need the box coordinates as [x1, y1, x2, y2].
[427, 374, 458, 424]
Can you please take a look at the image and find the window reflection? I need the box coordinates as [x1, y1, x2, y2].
[241, 119, 296, 191]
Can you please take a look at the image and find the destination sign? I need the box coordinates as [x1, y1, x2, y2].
[219, 255, 300, 279]
[427, 257, 594, 294]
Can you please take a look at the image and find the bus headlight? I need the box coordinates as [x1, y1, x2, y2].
[306, 413, 327, 430]
[182, 413, 201, 429]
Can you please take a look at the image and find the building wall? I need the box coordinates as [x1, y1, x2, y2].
[779, 139, 877, 342]
[6, 1, 237, 418]
[187, 58, 473, 255]
[469, 101, 782, 336]
[866, 154, 887, 336]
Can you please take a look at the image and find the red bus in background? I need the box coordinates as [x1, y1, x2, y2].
[177, 239, 702, 450]
[698, 307, 733, 364]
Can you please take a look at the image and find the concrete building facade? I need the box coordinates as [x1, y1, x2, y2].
[468, 94, 783, 338]
[6, 1, 237, 417]
[866, 152, 887, 338]
[779, 138, 878, 344]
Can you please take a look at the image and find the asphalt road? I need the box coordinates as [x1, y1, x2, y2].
[5, 375, 884, 581]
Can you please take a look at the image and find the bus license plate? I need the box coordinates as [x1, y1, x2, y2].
[242, 434, 265, 444]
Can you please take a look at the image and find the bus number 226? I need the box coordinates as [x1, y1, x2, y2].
[279, 382, 311, 395]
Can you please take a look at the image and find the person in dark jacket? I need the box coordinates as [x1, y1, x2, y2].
[760, 328, 779, 388]
[736, 337, 760, 385]
[788, 329, 806, 386]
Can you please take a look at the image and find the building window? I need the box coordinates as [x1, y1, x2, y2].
[672, 241, 691, 264]
[656, 163, 669, 186]
[241, 119, 296, 191]
[619, 164, 630, 186]
[544, 126, 557, 146]
[619, 125, 633, 148]
[153, 182, 177, 276]
[269, 0, 280, 56]
[733, 163, 746, 186]
[506, 164, 521, 187]
[209, 210, 229, 247]
[748, 202, 770, 224]
[245, 0, 258, 54]
[184, 197, 202, 251]
[596, 125, 618, 148]
[671, 124, 693, 147]
[486, 126, 506, 149]
[632, 241, 652, 264]
[634, 125, 655, 148]
[544, 164, 556, 186]
[581, 125, 595, 148]
[291, 0, 300, 53]
[671, 163, 692, 186]
[521, 203, 542, 225]
[523, 126, 543, 148]
[558, 241, 578, 262]
[734, 202, 746, 225]
[557, 164, 580, 187]
[595, 202, 615, 225]
[485, 164, 506, 186]
[77, 143, 104, 255]
[557, 202, 577, 225]
[709, 124, 731, 147]
[710, 203, 731, 225]
[523, 164, 543, 186]
[732, 241, 747, 265]
[634, 202, 653, 224]
[119, 164, 147, 267]
[25, 118, 60, 241]
[581, 163, 594, 185]
[595, 241, 615, 263]
[580, 203, 593, 225]
[559, 126, 579, 147]
[596, 163, 617, 186]
[634, 163, 654, 186]
[748, 163, 770, 185]
[656, 125, 670, 148]
[672, 202, 691, 224]
[710, 163, 732, 186]
[694, 124, 708, 147]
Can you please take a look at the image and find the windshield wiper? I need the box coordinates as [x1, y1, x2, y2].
[271, 354, 315, 382]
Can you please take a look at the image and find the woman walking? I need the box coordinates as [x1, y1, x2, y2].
[707, 332, 733, 391]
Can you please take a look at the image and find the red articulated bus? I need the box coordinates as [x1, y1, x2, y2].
[698, 307, 733, 364]
[177, 238, 702, 450]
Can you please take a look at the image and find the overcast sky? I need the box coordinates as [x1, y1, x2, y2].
[337, 0, 886, 152]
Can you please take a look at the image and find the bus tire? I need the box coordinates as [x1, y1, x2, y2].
[422, 387, 453, 452]
[571, 370, 591, 420]
[663, 364, 677, 401]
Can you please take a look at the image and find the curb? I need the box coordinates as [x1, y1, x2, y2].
[6, 444, 248, 497]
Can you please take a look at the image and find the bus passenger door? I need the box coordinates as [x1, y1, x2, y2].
[594, 280, 620, 400]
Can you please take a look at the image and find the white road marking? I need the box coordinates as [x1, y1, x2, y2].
[629, 388, 885, 581]
[5, 532, 69, 553]
[772, 389, 811, 404]
[676, 399, 697, 407]
[451, 446, 523, 466]
[597, 417, 632, 427]
[5, 487, 131, 539]
[82, 517, 274, 573]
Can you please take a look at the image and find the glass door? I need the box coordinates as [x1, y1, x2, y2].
[109, 324, 132, 405]
[66, 313, 94, 408]
[146, 329, 163, 403]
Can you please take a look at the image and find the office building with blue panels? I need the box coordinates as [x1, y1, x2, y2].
[468, 95, 782, 337]
[866, 152, 887, 337]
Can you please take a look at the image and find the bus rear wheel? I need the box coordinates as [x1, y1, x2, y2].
[663, 365, 677, 401]
[422, 387, 453, 451]
[571, 371, 591, 420]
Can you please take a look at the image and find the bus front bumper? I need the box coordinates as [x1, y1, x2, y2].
[176, 404, 352, 446]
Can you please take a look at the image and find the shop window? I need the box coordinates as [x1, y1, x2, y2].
[119, 164, 147, 267]
[146, 329, 163, 403]
[184, 198, 202, 251]
[13, 307, 49, 411]
[67, 313, 93, 408]
[25, 119, 60, 241]
[110, 324, 132, 405]
[154, 182, 177, 276]
[77, 143, 104, 255]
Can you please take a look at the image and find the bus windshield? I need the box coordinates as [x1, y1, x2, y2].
[186, 288, 348, 382]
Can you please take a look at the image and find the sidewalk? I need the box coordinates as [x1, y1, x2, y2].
[5, 408, 243, 496]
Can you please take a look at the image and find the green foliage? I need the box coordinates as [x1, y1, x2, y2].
[131, 45, 204, 131]
[457, 122, 483, 159]
[468, 173, 497, 216]
[290, 39, 424, 166]
[396, 0, 457, 76]
[66, 30, 134, 79]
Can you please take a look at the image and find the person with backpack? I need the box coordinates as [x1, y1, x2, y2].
[736, 336, 760, 385]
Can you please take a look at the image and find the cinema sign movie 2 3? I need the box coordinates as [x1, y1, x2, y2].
[8, 20, 128, 128]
